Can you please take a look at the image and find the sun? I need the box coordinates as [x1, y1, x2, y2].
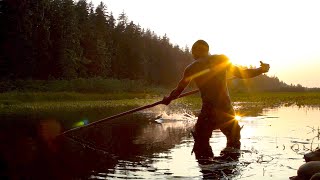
[224, 48, 263, 67]
[234, 115, 242, 121]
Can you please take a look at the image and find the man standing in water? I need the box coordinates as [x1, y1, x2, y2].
[162, 40, 270, 159]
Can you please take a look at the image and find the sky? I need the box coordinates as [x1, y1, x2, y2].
[92, 0, 320, 87]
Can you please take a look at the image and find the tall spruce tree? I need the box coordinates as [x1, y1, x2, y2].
[50, 0, 81, 79]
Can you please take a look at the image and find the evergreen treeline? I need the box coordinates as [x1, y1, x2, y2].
[0, 0, 312, 92]
[228, 74, 307, 92]
[0, 0, 192, 86]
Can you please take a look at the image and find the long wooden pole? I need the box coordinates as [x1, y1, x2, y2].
[61, 77, 237, 136]
[61, 89, 200, 135]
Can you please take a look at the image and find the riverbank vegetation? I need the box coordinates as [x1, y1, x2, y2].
[1, 89, 320, 115]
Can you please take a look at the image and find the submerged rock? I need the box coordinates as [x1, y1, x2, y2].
[310, 173, 320, 180]
[305, 149, 320, 162]
[291, 150, 320, 180]
[297, 161, 320, 180]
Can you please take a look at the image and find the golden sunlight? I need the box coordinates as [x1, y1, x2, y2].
[234, 115, 242, 121]
[97, 0, 320, 87]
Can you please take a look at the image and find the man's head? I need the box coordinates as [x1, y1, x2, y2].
[192, 40, 209, 60]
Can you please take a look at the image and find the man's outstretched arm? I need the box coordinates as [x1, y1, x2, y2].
[230, 61, 270, 79]
[162, 70, 192, 105]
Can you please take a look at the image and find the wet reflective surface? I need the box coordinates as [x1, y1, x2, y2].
[0, 105, 320, 179]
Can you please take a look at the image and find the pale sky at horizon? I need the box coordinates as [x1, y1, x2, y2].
[92, 0, 320, 88]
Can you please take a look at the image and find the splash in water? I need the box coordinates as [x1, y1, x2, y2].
[153, 111, 197, 124]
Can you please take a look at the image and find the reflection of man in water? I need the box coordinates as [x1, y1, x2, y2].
[162, 40, 270, 159]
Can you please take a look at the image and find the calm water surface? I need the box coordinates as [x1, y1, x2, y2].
[1, 105, 319, 179]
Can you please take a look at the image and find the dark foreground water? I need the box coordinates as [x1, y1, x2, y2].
[0, 105, 319, 179]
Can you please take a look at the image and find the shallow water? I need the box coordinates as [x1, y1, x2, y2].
[1, 105, 320, 179]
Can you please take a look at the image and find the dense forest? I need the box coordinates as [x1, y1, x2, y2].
[0, 0, 192, 85]
[0, 0, 310, 92]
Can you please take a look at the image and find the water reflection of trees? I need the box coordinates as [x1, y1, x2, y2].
[68, 114, 195, 158]
[0, 117, 66, 179]
[60, 113, 196, 178]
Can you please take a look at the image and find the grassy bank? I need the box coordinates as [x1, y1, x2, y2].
[0, 78, 168, 93]
[1, 91, 320, 115]
[231, 92, 320, 106]
[1, 78, 320, 115]
[180, 92, 320, 110]
[0, 91, 157, 103]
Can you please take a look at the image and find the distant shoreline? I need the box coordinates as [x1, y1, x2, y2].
[1, 89, 320, 116]
[1, 78, 318, 94]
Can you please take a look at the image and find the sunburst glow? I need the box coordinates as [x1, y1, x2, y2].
[95, 0, 320, 87]
[234, 115, 242, 121]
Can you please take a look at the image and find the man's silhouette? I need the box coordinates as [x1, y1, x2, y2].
[162, 40, 270, 159]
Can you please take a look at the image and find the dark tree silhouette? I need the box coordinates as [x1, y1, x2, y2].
[0, 0, 307, 91]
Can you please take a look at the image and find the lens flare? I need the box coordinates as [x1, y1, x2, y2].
[73, 119, 89, 128]
[234, 115, 242, 121]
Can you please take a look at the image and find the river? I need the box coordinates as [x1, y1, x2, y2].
[0, 105, 319, 179]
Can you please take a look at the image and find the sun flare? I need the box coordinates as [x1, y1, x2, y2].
[234, 115, 242, 121]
